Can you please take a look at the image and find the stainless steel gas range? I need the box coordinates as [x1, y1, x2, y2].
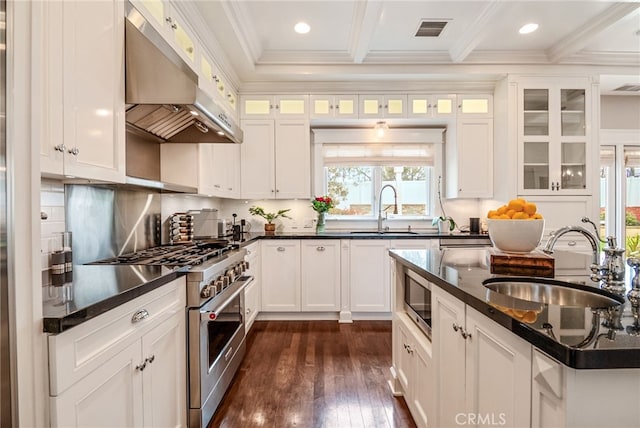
[91, 242, 252, 428]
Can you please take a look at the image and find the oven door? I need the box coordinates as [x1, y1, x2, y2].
[404, 269, 432, 339]
[188, 277, 251, 410]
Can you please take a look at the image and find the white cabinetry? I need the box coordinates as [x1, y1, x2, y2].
[48, 278, 186, 428]
[309, 94, 358, 119]
[199, 51, 237, 117]
[244, 242, 262, 331]
[130, 0, 197, 68]
[261, 240, 301, 311]
[199, 144, 241, 198]
[457, 94, 493, 118]
[301, 240, 341, 311]
[432, 286, 531, 428]
[408, 94, 457, 119]
[349, 240, 391, 312]
[515, 78, 594, 196]
[40, 0, 125, 183]
[358, 94, 408, 118]
[531, 348, 640, 428]
[241, 95, 309, 119]
[393, 313, 433, 428]
[240, 120, 311, 199]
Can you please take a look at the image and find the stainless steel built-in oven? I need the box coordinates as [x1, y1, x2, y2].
[403, 269, 432, 339]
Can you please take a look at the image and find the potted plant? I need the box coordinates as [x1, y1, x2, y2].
[248, 206, 292, 234]
[432, 176, 457, 234]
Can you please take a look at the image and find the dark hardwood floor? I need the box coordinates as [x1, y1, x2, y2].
[209, 320, 417, 428]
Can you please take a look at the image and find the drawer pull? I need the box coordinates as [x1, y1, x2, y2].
[136, 361, 147, 371]
[145, 355, 155, 364]
[131, 309, 150, 323]
[317, 246, 325, 251]
[277, 247, 285, 252]
[568, 241, 577, 247]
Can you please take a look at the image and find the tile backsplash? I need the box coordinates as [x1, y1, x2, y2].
[40, 179, 67, 284]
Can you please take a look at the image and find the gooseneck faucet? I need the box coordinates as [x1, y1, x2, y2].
[542, 225, 600, 266]
[377, 184, 398, 233]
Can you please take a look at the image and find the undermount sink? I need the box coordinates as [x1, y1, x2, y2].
[350, 231, 418, 235]
[482, 277, 624, 308]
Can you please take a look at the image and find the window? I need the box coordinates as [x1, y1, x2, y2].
[312, 128, 444, 219]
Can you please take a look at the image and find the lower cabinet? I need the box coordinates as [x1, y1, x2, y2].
[48, 278, 187, 428]
[244, 242, 262, 331]
[261, 240, 301, 311]
[301, 240, 340, 311]
[432, 286, 531, 428]
[349, 240, 390, 312]
[394, 313, 433, 428]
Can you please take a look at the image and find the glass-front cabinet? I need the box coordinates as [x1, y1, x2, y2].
[518, 81, 591, 195]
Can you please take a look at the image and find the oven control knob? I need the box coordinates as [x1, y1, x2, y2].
[214, 279, 224, 294]
[200, 284, 213, 298]
[222, 275, 230, 288]
[244, 261, 250, 270]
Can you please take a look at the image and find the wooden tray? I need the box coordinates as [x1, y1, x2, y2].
[488, 249, 555, 277]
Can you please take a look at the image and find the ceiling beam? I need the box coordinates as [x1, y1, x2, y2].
[348, 0, 384, 64]
[547, 3, 640, 63]
[448, 0, 505, 63]
[219, 1, 263, 71]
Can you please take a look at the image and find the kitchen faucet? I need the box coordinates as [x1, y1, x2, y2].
[542, 224, 600, 266]
[377, 184, 398, 233]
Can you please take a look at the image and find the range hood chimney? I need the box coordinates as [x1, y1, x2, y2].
[124, 3, 242, 145]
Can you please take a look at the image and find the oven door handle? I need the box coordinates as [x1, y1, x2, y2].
[199, 277, 252, 321]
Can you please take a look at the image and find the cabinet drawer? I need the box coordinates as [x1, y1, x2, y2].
[48, 277, 186, 395]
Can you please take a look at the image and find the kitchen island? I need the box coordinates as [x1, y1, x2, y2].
[389, 247, 640, 428]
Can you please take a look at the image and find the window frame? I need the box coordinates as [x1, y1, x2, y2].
[312, 128, 445, 221]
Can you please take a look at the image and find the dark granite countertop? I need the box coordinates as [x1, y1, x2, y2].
[43, 265, 183, 334]
[389, 248, 640, 369]
[237, 230, 491, 241]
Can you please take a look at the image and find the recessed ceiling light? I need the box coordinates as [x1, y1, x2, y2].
[294, 22, 310, 34]
[519, 23, 539, 34]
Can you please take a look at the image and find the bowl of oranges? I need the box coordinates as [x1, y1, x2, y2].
[486, 198, 544, 253]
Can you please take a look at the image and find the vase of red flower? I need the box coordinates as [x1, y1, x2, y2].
[311, 196, 334, 233]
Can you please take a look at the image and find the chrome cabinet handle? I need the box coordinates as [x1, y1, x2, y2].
[145, 355, 155, 364]
[68, 147, 79, 156]
[461, 329, 472, 340]
[452, 323, 460, 332]
[277, 247, 285, 252]
[316, 246, 325, 251]
[54, 144, 66, 152]
[131, 309, 149, 323]
[136, 361, 147, 371]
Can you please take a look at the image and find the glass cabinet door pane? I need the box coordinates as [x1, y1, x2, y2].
[279, 99, 305, 115]
[561, 142, 586, 189]
[624, 147, 640, 254]
[523, 89, 548, 136]
[435, 98, 453, 114]
[412, 99, 428, 114]
[337, 99, 355, 115]
[523, 141, 549, 189]
[460, 98, 488, 114]
[561, 89, 585, 137]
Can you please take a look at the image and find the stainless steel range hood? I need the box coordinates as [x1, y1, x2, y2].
[124, 3, 242, 145]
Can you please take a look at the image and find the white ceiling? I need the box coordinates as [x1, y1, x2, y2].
[181, 1, 640, 94]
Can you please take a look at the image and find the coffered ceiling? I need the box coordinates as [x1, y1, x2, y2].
[180, 1, 640, 94]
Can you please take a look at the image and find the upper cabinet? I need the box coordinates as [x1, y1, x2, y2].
[358, 94, 408, 119]
[408, 94, 457, 119]
[130, 0, 197, 68]
[457, 94, 493, 118]
[199, 51, 237, 117]
[515, 78, 593, 196]
[309, 95, 358, 119]
[240, 95, 309, 119]
[39, 0, 125, 183]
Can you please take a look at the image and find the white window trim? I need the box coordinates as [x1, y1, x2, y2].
[311, 128, 445, 220]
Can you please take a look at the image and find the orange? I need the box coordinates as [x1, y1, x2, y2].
[512, 212, 529, 219]
[487, 210, 498, 218]
[523, 202, 537, 215]
[507, 199, 525, 212]
[532, 213, 543, 219]
[496, 205, 508, 215]
[498, 214, 510, 219]
[506, 209, 517, 218]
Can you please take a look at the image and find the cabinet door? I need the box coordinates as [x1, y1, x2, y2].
[309, 95, 358, 119]
[164, 5, 197, 68]
[62, 0, 125, 182]
[261, 241, 301, 311]
[455, 118, 493, 198]
[245, 278, 261, 331]
[359, 94, 407, 118]
[412, 335, 432, 428]
[531, 349, 565, 428]
[50, 341, 143, 428]
[274, 95, 308, 118]
[274, 120, 311, 199]
[240, 120, 276, 199]
[349, 240, 390, 312]
[457, 94, 493, 118]
[141, 310, 186, 428]
[394, 318, 414, 395]
[465, 306, 531, 428]
[432, 287, 466, 428]
[213, 143, 241, 198]
[301, 240, 340, 311]
[408, 94, 457, 119]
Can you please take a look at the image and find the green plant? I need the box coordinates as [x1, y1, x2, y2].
[627, 233, 640, 257]
[432, 175, 457, 231]
[248, 206, 292, 224]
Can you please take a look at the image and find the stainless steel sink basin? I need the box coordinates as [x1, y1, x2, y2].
[482, 277, 624, 308]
